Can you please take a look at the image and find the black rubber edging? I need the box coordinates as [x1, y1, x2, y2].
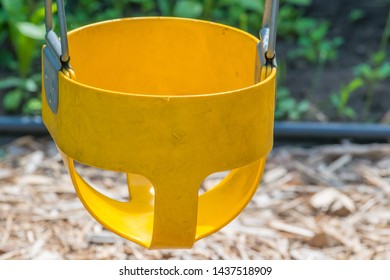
[0, 116, 46, 134]
[0, 116, 390, 141]
[274, 122, 390, 140]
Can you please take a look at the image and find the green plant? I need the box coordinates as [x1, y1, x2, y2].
[275, 55, 310, 122]
[0, 73, 42, 113]
[173, 0, 204, 18]
[330, 78, 363, 120]
[288, 21, 343, 64]
[1, 0, 46, 77]
[220, 0, 263, 30]
[348, 8, 365, 22]
[277, 0, 312, 38]
[0, 7, 10, 68]
[0, 0, 47, 113]
[0, 0, 348, 119]
[274, 0, 344, 65]
[65, 0, 158, 28]
[149, 0, 271, 33]
[275, 87, 310, 121]
[330, 8, 390, 121]
[156, 0, 175, 15]
[353, 53, 390, 117]
[354, 9, 390, 117]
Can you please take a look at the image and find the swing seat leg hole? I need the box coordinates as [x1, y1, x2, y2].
[73, 162, 129, 202]
[199, 170, 231, 195]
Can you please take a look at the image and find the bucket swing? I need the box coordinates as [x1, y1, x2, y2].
[42, 0, 279, 249]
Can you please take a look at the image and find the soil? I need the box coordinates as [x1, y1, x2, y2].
[0, 0, 389, 122]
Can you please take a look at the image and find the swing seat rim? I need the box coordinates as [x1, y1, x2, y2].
[62, 16, 274, 98]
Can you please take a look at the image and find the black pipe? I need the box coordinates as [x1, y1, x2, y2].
[274, 122, 390, 140]
[0, 116, 46, 134]
[0, 116, 390, 140]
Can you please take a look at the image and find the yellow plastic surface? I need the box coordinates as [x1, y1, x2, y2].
[42, 17, 276, 249]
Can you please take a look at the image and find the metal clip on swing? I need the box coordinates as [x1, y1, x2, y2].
[43, 0, 74, 114]
[43, 0, 279, 249]
[257, 0, 279, 83]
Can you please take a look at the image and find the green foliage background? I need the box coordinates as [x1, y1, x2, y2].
[0, 0, 389, 121]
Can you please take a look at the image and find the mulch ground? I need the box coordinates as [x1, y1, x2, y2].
[0, 137, 389, 259]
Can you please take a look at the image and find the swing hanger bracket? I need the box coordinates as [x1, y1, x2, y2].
[43, 0, 72, 114]
[258, 0, 279, 68]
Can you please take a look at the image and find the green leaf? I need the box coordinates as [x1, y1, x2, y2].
[330, 93, 340, 108]
[333, 37, 344, 47]
[371, 51, 386, 65]
[3, 89, 24, 112]
[288, 110, 300, 121]
[23, 98, 42, 115]
[377, 62, 390, 80]
[344, 107, 357, 119]
[24, 78, 38, 92]
[349, 9, 365, 22]
[0, 9, 6, 25]
[354, 63, 372, 78]
[233, 0, 263, 12]
[277, 87, 291, 98]
[310, 22, 328, 41]
[157, 0, 172, 16]
[173, 0, 203, 18]
[1, 0, 26, 22]
[15, 34, 36, 77]
[347, 78, 364, 93]
[0, 77, 23, 90]
[297, 100, 310, 113]
[16, 22, 45, 40]
[294, 18, 317, 32]
[30, 73, 43, 84]
[281, 98, 296, 111]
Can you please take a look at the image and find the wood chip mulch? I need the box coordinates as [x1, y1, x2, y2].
[0, 136, 389, 260]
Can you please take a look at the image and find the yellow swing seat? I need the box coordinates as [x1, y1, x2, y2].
[42, 1, 278, 249]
